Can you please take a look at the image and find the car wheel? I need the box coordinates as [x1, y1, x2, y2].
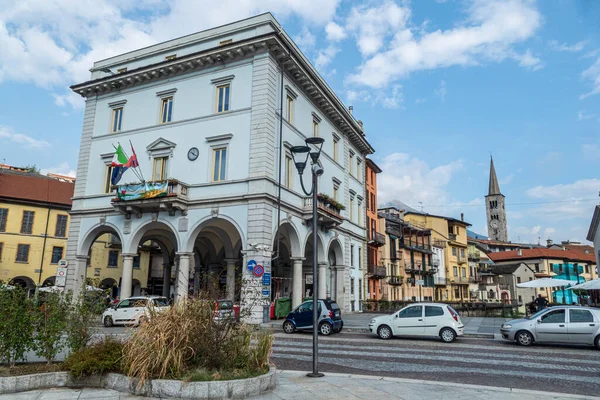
[283, 321, 295, 334]
[377, 325, 392, 340]
[103, 316, 113, 327]
[319, 322, 333, 336]
[440, 327, 457, 343]
[594, 335, 600, 350]
[516, 330, 534, 346]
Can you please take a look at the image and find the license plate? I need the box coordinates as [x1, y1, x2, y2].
[334, 312, 340, 317]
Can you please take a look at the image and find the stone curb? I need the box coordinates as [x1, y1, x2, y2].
[0, 368, 275, 399]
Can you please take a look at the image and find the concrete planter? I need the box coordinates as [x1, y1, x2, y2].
[0, 368, 275, 399]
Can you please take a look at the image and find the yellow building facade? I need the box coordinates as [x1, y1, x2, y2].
[404, 211, 471, 301]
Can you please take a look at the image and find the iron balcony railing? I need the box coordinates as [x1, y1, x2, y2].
[368, 264, 386, 278]
[434, 276, 447, 285]
[388, 276, 403, 286]
[369, 231, 386, 247]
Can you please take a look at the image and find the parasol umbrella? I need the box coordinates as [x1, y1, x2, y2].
[570, 279, 600, 290]
[85, 285, 104, 292]
[38, 286, 64, 293]
[517, 278, 574, 288]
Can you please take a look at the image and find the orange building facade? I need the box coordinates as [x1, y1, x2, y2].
[365, 158, 385, 300]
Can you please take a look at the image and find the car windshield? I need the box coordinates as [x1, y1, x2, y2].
[329, 302, 339, 310]
[153, 297, 169, 307]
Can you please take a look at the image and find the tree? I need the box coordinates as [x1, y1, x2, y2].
[31, 292, 69, 364]
[0, 287, 34, 367]
[20, 164, 41, 174]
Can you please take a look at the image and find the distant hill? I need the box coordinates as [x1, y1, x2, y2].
[467, 229, 487, 239]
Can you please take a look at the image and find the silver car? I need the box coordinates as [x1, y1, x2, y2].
[500, 306, 600, 349]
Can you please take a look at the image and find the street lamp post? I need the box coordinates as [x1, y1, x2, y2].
[290, 137, 325, 379]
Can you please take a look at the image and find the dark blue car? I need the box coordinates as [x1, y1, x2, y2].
[282, 298, 343, 335]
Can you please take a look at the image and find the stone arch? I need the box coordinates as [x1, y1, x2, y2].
[78, 222, 122, 256]
[42, 276, 56, 287]
[10, 276, 36, 291]
[185, 215, 245, 254]
[100, 277, 118, 289]
[126, 220, 180, 254]
[302, 230, 326, 263]
[327, 238, 344, 267]
[273, 221, 302, 258]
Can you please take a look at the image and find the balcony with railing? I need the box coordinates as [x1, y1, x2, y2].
[111, 179, 189, 217]
[449, 233, 457, 241]
[498, 283, 510, 291]
[303, 196, 344, 229]
[401, 239, 433, 253]
[368, 264, 386, 278]
[385, 225, 403, 238]
[456, 255, 467, 264]
[468, 251, 480, 261]
[450, 276, 469, 284]
[388, 276, 403, 286]
[434, 276, 447, 285]
[368, 231, 386, 247]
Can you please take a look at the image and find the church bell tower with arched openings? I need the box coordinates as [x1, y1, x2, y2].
[485, 157, 508, 242]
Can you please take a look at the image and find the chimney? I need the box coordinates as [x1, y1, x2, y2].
[517, 248, 522, 256]
[461, 213, 464, 221]
[349, 105, 353, 115]
[546, 239, 553, 247]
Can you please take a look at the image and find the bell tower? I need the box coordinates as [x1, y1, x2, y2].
[485, 156, 508, 242]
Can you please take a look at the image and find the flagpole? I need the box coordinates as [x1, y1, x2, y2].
[117, 142, 143, 182]
[129, 140, 146, 183]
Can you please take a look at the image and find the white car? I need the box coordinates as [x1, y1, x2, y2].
[102, 296, 169, 327]
[368, 303, 464, 343]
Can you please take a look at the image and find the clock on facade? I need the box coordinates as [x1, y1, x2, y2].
[187, 147, 199, 161]
[490, 219, 499, 229]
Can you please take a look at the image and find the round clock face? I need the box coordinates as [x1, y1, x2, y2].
[490, 220, 499, 228]
[187, 147, 199, 161]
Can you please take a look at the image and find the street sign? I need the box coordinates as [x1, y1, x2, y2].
[261, 289, 270, 298]
[247, 260, 257, 271]
[58, 259, 68, 267]
[56, 267, 67, 287]
[262, 272, 271, 286]
[56, 267, 67, 277]
[253, 264, 264, 277]
[416, 279, 424, 286]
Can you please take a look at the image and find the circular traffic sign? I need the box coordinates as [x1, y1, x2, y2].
[247, 259, 257, 271]
[57, 270, 66, 277]
[253, 264, 264, 277]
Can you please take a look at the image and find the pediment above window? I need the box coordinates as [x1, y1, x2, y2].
[147, 137, 177, 157]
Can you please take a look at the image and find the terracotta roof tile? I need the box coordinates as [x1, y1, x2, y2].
[488, 247, 595, 263]
[0, 170, 74, 207]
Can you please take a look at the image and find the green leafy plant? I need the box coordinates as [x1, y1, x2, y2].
[65, 291, 98, 354]
[64, 337, 123, 378]
[0, 287, 34, 367]
[31, 292, 69, 364]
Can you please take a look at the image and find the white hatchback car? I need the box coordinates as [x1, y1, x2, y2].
[368, 303, 464, 343]
[102, 296, 169, 327]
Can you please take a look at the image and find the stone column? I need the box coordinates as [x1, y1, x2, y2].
[120, 254, 135, 300]
[225, 258, 237, 301]
[291, 258, 304, 308]
[72, 255, 89, 300]
[176, 253, 192, 303]
[162, 263, 171, 298]
[318, 262, 327, 299]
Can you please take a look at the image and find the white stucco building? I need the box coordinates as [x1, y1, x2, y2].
[64, 13, 373, 321]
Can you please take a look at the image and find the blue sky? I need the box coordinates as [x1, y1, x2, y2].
[1, 0, 599, 244]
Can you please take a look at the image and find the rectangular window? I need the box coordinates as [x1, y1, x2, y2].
[358, 247, 362, 269]
[585, 265, 590, 273]
[286, 95, 293, 123]
[517, 277, 521, 284]
[535, 263, 540, 272]
[0, 208, 7, 232]
[285, 155, 293, 189]
[351, 278, 355, 295]
[0, 243, 3, 260]
[216, 84, 230, 113]
[333, 186, 339, 201]
[108, 250, 119, 267]
[20, 211, 35, 234]
[452, 247, 457, 256]
[212, 148, 227, 182]
[104, 165, 113, 193]
[111, 107, 123, 133]
[50, 246, 63, 264]
[117, 67, 127, 74]
[351, 245, 354, 266]
[160, 97, 173, 123]
[152, 157, 168, 181]
[461, 249, 465, 257]
[312, 120, 319, 137]
[133, 255, 140, 269]
[357, 202, 362, 225]
[16, 244, 30, 262]
[350, 197, 354, 221]
[462, 267, 466, 277]
[165, 54, 177, 61]
[357, 159, 362, 181]
[453, 266, 458, 277]
[333, 137, 339, 162]
[349, 153, 354, 176]
[55, 215, 68, 237]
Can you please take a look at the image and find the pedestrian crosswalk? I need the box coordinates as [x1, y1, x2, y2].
[271, 332, 600, 396]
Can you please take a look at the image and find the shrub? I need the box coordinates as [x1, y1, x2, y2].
[0, 287, 34, 367]
[63, 337, 123, 378]
[31, 292, 69, 364]
[65, 292, 98, 354]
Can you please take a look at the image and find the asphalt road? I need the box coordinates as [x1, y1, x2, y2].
[271, 330, 600, 397]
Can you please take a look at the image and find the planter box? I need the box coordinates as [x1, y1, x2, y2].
[0, 368, 276, 399]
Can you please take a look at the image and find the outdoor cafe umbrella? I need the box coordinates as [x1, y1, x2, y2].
[570, 278, 600, 290]
[38, 286, 64, 293]
[516, 278, 574, 288]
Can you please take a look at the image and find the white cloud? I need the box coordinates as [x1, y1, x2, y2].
[526, 179, 600, 200]
[415, 97, 426, 104]
[0, 126, 50, 148]
[41, 162, 76, 178]
[378, 153, 464, 209]
[582, 144, 599, 159]
[293, 27, 316, 50]
[314, 45, 339, 69]
[580, 57, 600, 100]
[53, 91, 85, 110]
[548, 40, 587, 52]
[325, 21, 346, 42]
[0, 0, 341, 107]
[347, 0, 542, 88]
[577, 110, 598, 121]
[435, 80, 447, 102]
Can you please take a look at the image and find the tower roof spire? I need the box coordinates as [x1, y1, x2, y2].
[488, 156, 501, 195]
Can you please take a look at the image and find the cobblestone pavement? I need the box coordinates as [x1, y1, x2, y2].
[3, 371, 599, 400]
[271, 331, 600, 396]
